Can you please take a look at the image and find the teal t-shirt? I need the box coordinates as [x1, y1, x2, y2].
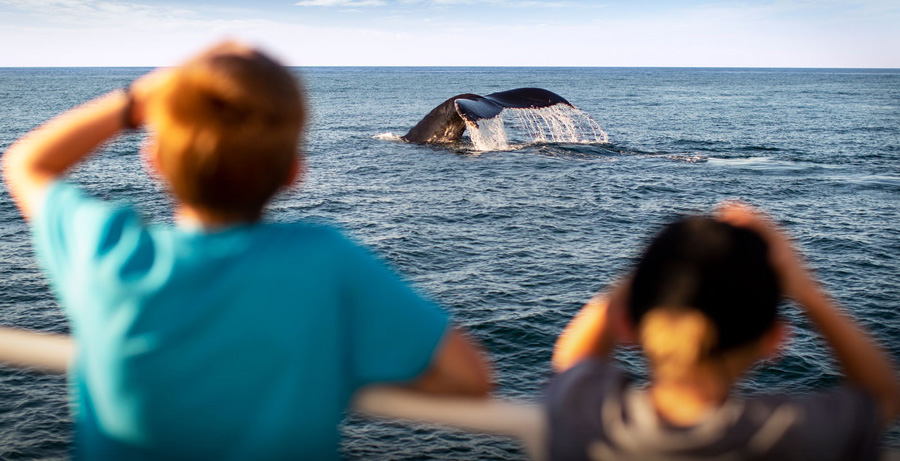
[32, 181, 449, 460]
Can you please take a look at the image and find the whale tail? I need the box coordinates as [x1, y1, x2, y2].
[402, 88, 573, 144]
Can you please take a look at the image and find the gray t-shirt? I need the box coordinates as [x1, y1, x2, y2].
[545, 359, 880, 461]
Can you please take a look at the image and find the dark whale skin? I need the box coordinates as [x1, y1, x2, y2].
[402, 88, 573, 144]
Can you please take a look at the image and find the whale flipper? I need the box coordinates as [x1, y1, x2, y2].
[402, 88, 574, 144]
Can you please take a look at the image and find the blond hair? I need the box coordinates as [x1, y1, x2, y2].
[146, 42, 306, 222]
[640, 307, 718, 380]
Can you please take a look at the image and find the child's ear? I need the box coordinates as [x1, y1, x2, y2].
[140, 138, 162, 178]
[760, 320, 790, 360]
[610, 304, 638, 344]
[284, 155, 303, 188]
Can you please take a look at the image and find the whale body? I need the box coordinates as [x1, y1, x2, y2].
[402, 88, 573, 144]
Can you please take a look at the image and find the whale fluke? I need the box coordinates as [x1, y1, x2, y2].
[402, 88, 573, 144]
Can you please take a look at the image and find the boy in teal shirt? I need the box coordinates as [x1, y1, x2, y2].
[3, 42, 491, 459]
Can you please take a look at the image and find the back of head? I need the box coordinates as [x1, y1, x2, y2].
[146, 42, 307, 222]
[629, 217, 781, 374]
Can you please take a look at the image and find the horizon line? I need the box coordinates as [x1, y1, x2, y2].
[1, 65, 899, 70]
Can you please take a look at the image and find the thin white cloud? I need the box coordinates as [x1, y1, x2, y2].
[0, 0, 201, 28]
[0, 0, 897, 66]
[430, 0, 571, 6]
[294, 0, 576, 6]
[295, 0, 385, 6]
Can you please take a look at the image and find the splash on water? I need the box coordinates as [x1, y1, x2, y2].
[665, 154, 708, 163]
[373, 132, 403, 141]
[466, 117, 510, 152]
[467, 105, 608, 152]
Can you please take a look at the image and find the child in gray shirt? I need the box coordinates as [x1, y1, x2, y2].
[546, 203, 898, 460]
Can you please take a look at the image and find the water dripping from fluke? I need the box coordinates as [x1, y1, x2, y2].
[467, 105, 608, 152]
[399, 88, 608, 152]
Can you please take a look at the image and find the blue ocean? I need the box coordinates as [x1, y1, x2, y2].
[0, 67, 898, 459]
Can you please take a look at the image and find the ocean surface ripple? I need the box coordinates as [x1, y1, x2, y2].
[1, 67, 898, 459]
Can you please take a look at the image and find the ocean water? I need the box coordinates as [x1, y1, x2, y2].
[0, 66, 899, 459]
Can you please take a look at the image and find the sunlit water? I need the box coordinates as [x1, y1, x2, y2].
[1, 67, 899, 459]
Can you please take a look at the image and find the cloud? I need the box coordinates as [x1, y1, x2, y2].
[295, 0, 385, 6]
[0, 0, 202, 28]
[430, 0, 572, 6]
[0, 0, 279, 66]
[294, 0, 574, 6]
[0, 0, 897, 66]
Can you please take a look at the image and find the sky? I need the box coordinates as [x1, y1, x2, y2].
[0, 0, 898, 67]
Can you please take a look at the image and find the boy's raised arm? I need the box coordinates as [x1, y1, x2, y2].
[2, 69, 172, 222]
[2, 90, 131, 221]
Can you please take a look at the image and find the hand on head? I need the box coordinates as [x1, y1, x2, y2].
[716, 201, 900, 425]
[127, 67, 175, 129]
[127, 41, 257, 130]
[715, 201, 817, 304]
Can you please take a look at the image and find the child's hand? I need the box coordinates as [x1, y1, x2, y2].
[125, 41, 255, 129]
[715, 201, 818, 303]
[128, 68, 175, 128]
[719, 201, 900, 425]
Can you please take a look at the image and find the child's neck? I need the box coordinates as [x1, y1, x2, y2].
[176, 205, 257, 231]
[649, 366, 734, 426]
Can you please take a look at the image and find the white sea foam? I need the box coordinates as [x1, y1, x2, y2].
[467, 105, 608, 152]
[373, 132, 403, 141]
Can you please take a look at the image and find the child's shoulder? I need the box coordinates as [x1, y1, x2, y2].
[255, 220, 361, 252]
[545, 358, 628, 408]
[164, 220, 351, 256]
[264, 219, 347, 240]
